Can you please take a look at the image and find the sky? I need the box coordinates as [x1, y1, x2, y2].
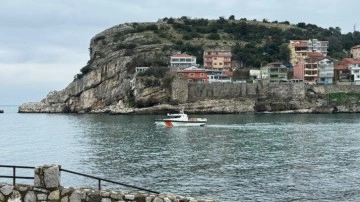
[1, 0, 359, 105]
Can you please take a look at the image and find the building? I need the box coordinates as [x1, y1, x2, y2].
[334, 64, 351, 84]
[317, 58, 334, 85]
[249, 69, 261, 83]
[170, 53, 197, 69]
[288, 39, 328, 66]
[203, 48, 232, 70]
[176, 66, 208, 83]
[307, 39, 328, 56]
[351, 45, 360, 59]
[335, 58, 360, 85]
[260, 62, 288, 82]
[293, 58, 318, 84]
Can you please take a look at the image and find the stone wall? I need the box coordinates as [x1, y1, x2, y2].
[171, 76, 189, 104]
[187, 82, 306, 102]
[309, 84, 360, 94]
[0, 165, 215, 202]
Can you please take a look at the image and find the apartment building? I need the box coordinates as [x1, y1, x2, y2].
[293, 58, 319, 84]
[318, 58, 334, 85]
[203, 48, 232, 70]
[288, 39, 328, 66]
[170, 53, 196, 69]
[260, 62, 288, 82]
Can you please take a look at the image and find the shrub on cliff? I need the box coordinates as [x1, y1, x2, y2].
[138, 67, 168, 78]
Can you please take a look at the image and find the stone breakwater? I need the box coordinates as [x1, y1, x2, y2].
[0, 185, 214, 202]
[0, 165, 216, 202]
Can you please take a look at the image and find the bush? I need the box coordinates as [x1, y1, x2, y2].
[206, 33, 221, 40]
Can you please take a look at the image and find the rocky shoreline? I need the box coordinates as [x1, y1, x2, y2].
[18, 98, 352, 115]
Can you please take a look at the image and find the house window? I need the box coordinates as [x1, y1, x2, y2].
[219, 63, 223, 65]
[355, 70, 359, 73]
[189, 73, 195, 77]
[200, 73, 204, 77]
[214, 63, 217, 65]
[214, 58, 217, 60]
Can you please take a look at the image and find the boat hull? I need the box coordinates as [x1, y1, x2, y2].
[155, 120, 206, 127]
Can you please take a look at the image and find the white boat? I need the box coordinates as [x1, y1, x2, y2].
[155, 109, 207, 127]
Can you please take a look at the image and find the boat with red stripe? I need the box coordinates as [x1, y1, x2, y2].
[155, 108, 207, 127]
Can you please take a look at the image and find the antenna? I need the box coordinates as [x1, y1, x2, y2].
[354, 24, 356, 32]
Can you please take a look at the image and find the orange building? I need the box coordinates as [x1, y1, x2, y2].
[203, 49, 232, 70]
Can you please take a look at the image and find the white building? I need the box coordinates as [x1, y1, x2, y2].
[348, 60, 360, 85]
[170, 53, 196, 69]
[318, 58, 334, 85]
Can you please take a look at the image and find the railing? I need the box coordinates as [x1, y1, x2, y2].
[0, 165, 159, 194]
[0, 165, 35, 185]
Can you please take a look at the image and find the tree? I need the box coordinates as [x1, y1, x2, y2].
[229, 15, 235, 20]
[297, 22, 306, 29]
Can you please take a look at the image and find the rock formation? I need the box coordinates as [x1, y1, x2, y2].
[18, 22, 360, 114]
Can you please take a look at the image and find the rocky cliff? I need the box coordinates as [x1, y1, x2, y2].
[18, 21, 360, 114]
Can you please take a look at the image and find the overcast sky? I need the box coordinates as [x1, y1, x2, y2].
[1, 0, 359, 105]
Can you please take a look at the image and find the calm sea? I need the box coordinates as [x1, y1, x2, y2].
[1, 105, 360, 201]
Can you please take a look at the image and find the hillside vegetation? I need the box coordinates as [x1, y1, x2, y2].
[90, 16, 360, 73]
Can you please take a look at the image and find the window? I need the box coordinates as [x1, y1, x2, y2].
[219, 63, 223, 65]
[189, 73, 195, 77]
[200, 73, 204, 77]
[355, 70, 359, 73]
[214, 58, 217, 60]
[214, 63, 217, 65]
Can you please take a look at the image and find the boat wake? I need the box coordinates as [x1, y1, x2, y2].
[205, 123, 271, 129]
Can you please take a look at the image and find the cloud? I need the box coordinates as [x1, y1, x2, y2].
[1, 0, 359, 105]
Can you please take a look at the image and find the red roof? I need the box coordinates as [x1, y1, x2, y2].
[341, 58, 360, 65]
[171, 53, 193, 57]
[335, 65, 347, 70]
[308, 52, 324, 59]
[224, 71, 233, 77]
[294, 43, 308, 48]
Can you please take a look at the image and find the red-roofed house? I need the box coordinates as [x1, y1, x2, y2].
[176, 66, 208, 83]
[335, 58, 360, 85]
[170, 53, 197, 69]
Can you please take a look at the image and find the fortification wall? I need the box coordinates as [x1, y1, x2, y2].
[0, 165, 214, 202]
[187, 82, 306, 102]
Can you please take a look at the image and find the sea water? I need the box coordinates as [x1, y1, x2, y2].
[1, 105, 360, 201]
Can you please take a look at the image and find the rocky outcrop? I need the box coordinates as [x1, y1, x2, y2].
[17, 22, 360, 114]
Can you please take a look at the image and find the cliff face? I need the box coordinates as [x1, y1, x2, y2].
[18, 22, 360, 114]
[20, 23, 171, 113]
